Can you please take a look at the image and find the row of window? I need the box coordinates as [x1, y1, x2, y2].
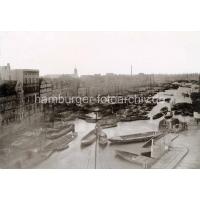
[24, 71, 39, 76]
[24, 78, 39, 84]
[24, 86, 39, 93]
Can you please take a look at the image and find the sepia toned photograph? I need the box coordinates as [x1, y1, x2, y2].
[0, 31, 200, 169]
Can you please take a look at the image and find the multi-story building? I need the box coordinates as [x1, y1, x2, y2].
[0, 80, 24, 126]
[10, 69, 40, 116]
[0, 63, 11, 81]
[39, 78, 52, 98]
[78, 87, 88, 97]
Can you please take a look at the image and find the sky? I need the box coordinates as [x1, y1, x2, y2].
[0, 31, 200, 76]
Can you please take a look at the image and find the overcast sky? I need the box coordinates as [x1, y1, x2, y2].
[0, 31, 200, 76]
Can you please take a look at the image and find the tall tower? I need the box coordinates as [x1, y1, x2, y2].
[131, 65, 133, 76]
[74, 67, 78, 77]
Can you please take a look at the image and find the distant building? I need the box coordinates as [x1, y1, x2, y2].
[39, 78, 52, 98]
[0, 63, 11, 80]
[10, 69, 40, 116]
[0, 80, 24, 125]
[74, 68, 78, 77]
[78, 87, 88, 97]
[44, 68, 79, 79]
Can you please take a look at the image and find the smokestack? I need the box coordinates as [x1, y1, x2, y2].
[131, 65, 133, 76]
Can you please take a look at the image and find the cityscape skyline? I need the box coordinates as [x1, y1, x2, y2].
[1, 32, 200, 75]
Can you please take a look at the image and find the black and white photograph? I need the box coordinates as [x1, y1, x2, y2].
[0, 31, 200, 169]
[1, 1, 200, 200]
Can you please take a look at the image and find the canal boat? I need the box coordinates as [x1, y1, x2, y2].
[115, 150, 154, 167]
[55, 132, 78, 151]
[45, 124, 75, 139]
[160, 106, 168, 114]
[164, 93, 174, 96]
[85, 118, 98, 123]
[109, 131, 161, 144]
[98, 131, 108, 146]
[55, 113, 78, 121]
[120, 115, 150, 122]
[142, 133, 165, 148]
[43, 127, 59, 134]
[40, 149, 55, 159]
[98, 118, 118, 129]
[81, 129, 97, 146]
[100, 123, 117, 129]
[62, 114, 78, 121]
[54, 122, 74, 129]
[55, 143, 69, 151]
[120, 116, 133, 122]
[152, 112, 163, 120]
[164, 112, 173, 119]
[79, 114, 101, 123]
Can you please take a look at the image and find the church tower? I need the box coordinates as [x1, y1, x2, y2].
[74, 67, 78, 77]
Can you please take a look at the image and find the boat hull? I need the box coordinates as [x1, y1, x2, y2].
[46, 124, 75, 139]
[100, 124, 117, 129]
[116, 150, 155, 168]
[81, 129, 97, 146]
[109, 132, 161, 144]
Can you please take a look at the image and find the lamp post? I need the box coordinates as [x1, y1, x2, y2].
[89, 106, 101, 169]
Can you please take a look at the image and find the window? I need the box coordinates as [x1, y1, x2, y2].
[24, 78, 27, 84]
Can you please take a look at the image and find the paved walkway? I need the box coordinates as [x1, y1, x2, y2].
[151, 146, 189, 169]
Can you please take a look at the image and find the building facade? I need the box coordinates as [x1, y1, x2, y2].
[0, 80, 24, 126]
[0, 63, 11, 81]
[11, 69, 40, 117]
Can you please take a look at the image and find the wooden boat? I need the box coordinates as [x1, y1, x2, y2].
[165, 98, 171, 103]
[120, 115, 150, 122]
[43, 127, 59, 134]
[164, 112, 173, 119]
[152, 112, 163, 120]
[45, 122, 73, 130]
[56, 111, 72, 118]
[109, 131, 161, 144]
[55, 113, 77, 121]
[79, 114, 99, 123]
[54, 122, 74, 129]
[142, 133, 165, 148]
[40, 149, 55, 159]
[115, 150, 154, 167]
[81, 129, 97, 146]
[85, 118, 97, 123]
[174, 110, 182, 115]
[98, 131, 108, 146]
[55, 143, 69, 151]
[136, 115, 150, 120]
[100, 123, 117, 129]
[44, 132, 77, 152]
[160, 106, 168, 113]
[164, 93, 174, 96]
[46, 124, 75, 139]
[62, 114, 77, 121]
[120, 116, 133, 122]
[99, 118, 118, 129]
[55, 132, 78, 151]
